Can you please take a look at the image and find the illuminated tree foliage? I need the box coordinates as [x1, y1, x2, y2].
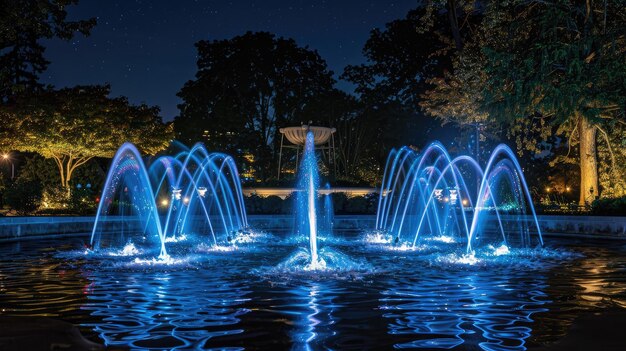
[0, 85, 173, 190]
[407, 1, 626, 204]
[0, 0, 95, 102]
[481, 0, 626, 205]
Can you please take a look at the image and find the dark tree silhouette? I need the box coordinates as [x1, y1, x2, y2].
[0, 0, 96, 103]
[175, 31, 335, 180]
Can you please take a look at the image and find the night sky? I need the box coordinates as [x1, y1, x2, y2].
[42, 0, 417, 121]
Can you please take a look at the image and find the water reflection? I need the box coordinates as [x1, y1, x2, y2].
[82, 269, 251, 349]
[574, 254, 626, 308]
[288, 282, 340, 350]
[1, 240, 626, 350]
[381, 273, 550, 350]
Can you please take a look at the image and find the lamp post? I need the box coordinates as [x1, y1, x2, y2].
[2, 154, 14, 180]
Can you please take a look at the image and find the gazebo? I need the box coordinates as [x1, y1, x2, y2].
[277, 123, 336, 179]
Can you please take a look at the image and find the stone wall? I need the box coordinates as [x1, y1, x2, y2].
[1, 214, 625, 242]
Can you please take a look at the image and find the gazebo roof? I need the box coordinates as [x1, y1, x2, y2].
[279, 125, 336, 146]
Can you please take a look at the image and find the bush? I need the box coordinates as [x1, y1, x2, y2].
[591, 196, 626, 216]
[344, 196, 368, 214]
[331, 193, 378, 214]
[332, 192, 348, 213]
[281, 193, 293, 213]
[4, 179, 43, 215]
[68, 186, 97, 215]
[243, 191, 380, 215]
[260, 195, 283, 214]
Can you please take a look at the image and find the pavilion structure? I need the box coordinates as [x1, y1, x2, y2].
[277, 123, 336, 180]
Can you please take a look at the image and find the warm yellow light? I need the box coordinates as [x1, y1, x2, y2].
[161, 199, 169, 207]
[462, 199, 469, 206]
[566, 186, 571, 192]
[546, 187, 550, 193]
[2, 154, 8, 159]
[183, 197, 190, 204]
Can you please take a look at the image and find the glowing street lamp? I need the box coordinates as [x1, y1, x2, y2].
[2, 153, 14, 180]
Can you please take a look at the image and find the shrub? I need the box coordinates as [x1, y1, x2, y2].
[243, 191, 380, 215]
[245, 194, 287, 214]
[4, 179, 43, 215]
[281, 193, 293, 213]
[344, 196, 368, 214]
[260, 195, 283, 214]
[244, 194, 263, 214]
[68, 186, 97, 215]
[591, 196, 626, 216]
[332, 192, 348, 213]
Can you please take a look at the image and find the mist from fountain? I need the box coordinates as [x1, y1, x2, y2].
[90, 142, 248, 259]
[375, 141, 542, 253]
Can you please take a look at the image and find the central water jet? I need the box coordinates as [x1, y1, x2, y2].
[294, 130, 323, 268]
[308, 170, 319, 265]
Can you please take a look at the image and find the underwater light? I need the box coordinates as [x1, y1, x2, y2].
[197, 187, 207, 197]
[493, 244, 510, 256]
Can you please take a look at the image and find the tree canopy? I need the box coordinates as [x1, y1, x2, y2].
[176, 31, 335, 180]
[341, 4, 469, 163]
[480, 0, 626, 204]
[0, 0, 95, 102]
[0, 85, 173, 189]
[347, 1, 626, 203]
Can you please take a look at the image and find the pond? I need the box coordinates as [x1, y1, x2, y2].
[1, 232, 625, 350]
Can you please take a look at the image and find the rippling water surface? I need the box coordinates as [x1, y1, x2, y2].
[1, 234, 625, 350]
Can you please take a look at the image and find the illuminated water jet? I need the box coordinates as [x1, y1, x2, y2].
[293, 131, 323, 268]
[90, 142, 247, 258]
[286, 130, 364, 271]
[376, 141, 543, 252]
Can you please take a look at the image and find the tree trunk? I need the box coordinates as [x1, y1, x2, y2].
[51, 154, 93, 197]
[578, 117, 598, 206]
[447, 0, 463, 51]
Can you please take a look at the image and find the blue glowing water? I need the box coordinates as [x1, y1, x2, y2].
[1, 236, 624, 350]
[2, 139, 625, 350]
[90, 142, 248, 259]
[376, 142, 543, 252]
[290, 131, 325, 269]
[320, 183, 334, 237]
[288, 131, 363, 271]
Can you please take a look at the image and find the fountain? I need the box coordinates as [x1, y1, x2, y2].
[293, 131, 324, 269]
[281, 130, 365, 272]
[374, 141, 543, 252]
[90, 142, 248, 259]
[320, 183, 334, 236]
[6, 138, 596, 351]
